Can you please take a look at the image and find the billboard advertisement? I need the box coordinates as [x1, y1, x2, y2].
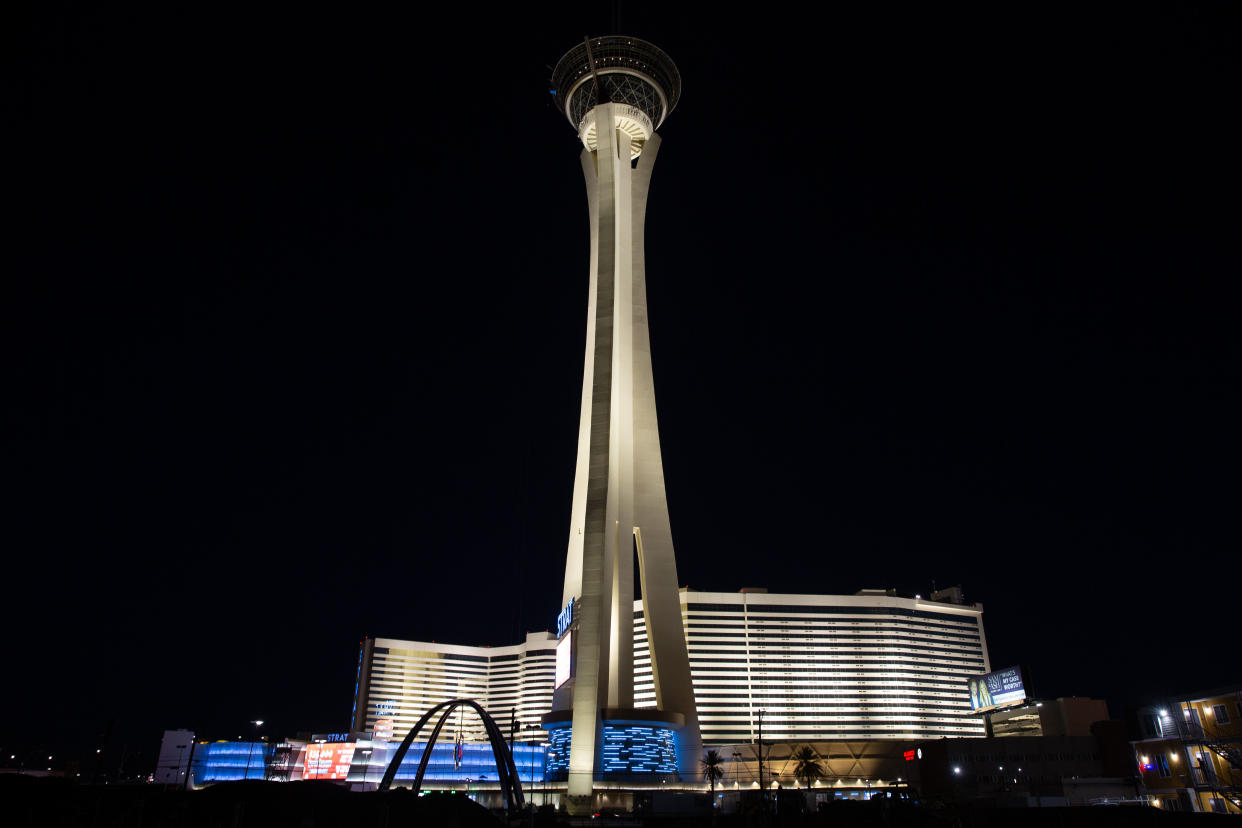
[304, 743, 356, 780]
[555, 633, 572, 689]
[968, 666, 1027, 713]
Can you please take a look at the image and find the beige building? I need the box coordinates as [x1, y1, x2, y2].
[1132, 687, 1242, 813]
[990, 697, 1109, 738]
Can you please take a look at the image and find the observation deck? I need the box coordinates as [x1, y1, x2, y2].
[551, 36, 681, 159]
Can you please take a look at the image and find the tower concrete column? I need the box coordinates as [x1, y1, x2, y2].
[544, 37, 699, 802]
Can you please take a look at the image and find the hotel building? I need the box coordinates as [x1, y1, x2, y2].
[351, 587, 989, 747]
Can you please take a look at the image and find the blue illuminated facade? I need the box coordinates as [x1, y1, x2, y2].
[544, 724, 679, 781]
[601, 725, 678, 777]
[188, 740, 547, 787]
[364, 742, 546, 785]
[545, 728, 572, 779]
[190, 742, 273, 783]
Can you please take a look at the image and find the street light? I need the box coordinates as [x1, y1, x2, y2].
[244, 721, 264, 780]
[756, 709, 766, 809]
[520, 723, 543, 809]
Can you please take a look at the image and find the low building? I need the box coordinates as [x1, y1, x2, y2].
[1131, 687, 1242, 813]
[990, 697, 1110, 738]
[153, 729, 195, 786]
[180, 735, 549, 794]
[712, 739, 920, 799]
[918, 721, 1135, 807]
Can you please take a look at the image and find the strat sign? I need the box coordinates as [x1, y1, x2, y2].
[968, 666, 1028, 713]
[556, 598, 575, 639]
[304, 743, 355, 780]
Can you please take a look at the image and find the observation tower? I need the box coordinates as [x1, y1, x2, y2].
[540, 37, 701, 806]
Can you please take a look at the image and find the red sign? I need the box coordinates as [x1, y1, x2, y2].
[304, 743, 356, 780]
[373, 718, 394, 740]
[903, 749, 917, 762]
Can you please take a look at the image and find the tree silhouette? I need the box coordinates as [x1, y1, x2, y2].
[702, 748, 725, 794]
[792, 746, 825, 790]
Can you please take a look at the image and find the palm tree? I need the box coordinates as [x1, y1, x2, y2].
[701, 748, 725, 794]
[792, 746, 825, 790]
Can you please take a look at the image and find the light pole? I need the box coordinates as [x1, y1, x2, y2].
[520, 723, 542, 810]
[757, 709, 766, 808]
[244, 720, 264, 780]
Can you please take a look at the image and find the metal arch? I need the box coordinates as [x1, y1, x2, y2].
[377, 699, 452, 792]
[376, 698, 526, 811]
[410, 705, 457, 792]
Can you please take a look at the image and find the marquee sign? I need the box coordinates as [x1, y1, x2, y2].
[304, 743, 355, 780]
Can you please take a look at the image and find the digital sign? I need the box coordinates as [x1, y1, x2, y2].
[555, 633, 572, 689]
[304, 743, 356, 780]
[968, 666, 1027, 713]
[373, 718, 394, 740]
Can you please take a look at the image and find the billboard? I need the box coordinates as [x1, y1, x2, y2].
[304, 743, 356, 780]
[555, 632, 572, 689]
[968, 666, 1027, 713]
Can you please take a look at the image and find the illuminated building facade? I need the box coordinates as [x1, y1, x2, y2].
[185, 738, 548, 789]
[1132, 688, 1242, 813]
[653, 589, 989, 742]
[349, 632, 557, 745]
[351, 588, 990, 756]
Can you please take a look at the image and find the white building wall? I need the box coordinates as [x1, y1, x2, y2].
[359, 591, 988, 745]
[154, 729, 195, 785]
[634, 591, 988, 743]
[359, 632, 556, 743]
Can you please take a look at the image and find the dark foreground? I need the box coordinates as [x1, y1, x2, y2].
[1, 776, 1233, 827]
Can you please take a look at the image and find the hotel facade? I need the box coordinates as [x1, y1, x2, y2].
[351, 588, 989, 749]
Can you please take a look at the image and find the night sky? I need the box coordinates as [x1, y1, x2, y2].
[7, 3, 1238, 774]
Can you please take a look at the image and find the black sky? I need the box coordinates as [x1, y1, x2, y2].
[6, 2, 1239, 773]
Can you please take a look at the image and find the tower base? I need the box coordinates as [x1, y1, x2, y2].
[541, 709, 686, 790]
